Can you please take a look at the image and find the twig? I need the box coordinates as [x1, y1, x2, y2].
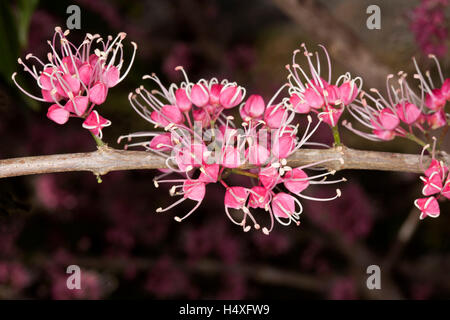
[383, 206, 420, 272]
[29, 254, 328, 293]
[0, 145, 448, 179]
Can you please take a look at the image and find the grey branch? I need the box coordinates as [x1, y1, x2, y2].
[0, 145, 448, 179]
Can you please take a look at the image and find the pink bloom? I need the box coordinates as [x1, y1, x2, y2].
[414, 141, 449, 220]
[151, 105, 184, 127]
[425, 88, 446, 110]
[427, 109, 447, 129]
[259, 166, 281, 189]
[47, 104, 70, 125]
[175, 88, 192, 112]
[198, 164, 220, 183]
[209, 84, 223, 106]
[65, 95, 89, 116]
[272, 134, 296, 159]
[82, 111, 111, 138]
[318, 107, 344, 127]
[247, 144, 270, 166]
[286, 44, 362, 127]
[425, 159, 448, 178]
[271, 192, 301, 223]
[149, 133, 173, 151]
[156, 178, 206, 222]
[13, 27, 137, 136]
[264, 104, 289, 129]
[122, 68, 343, 234]
[283, 168, 310, 194]
[222, 146, 243, 168]
[303, 87, 324, 109]
[89, 82, 108, 105]
[175, 143, 209, 171]
[378, 108, 400, 130]
[414, 197, 440, 220]
[220, 85, 244, 109]
[420, 171, 443, 195]
[396, 102, 421, 124]
[242, 94, 265, 119]
[224, 187, 249, 209]
[248, 186, 270, 209]
[339, 81, 359, 105]
[190, 83, 209, 107]
[290, 93, 310, 114]
[183, 179, 206, 201]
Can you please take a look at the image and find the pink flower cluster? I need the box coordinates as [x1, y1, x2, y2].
[13, 27, 137, 138]
[120, 67, 343, 234]
[286, 44, 362, 127]
[409, 0, 449, 57]
[415, 141, 450, 219]
[344, 55, 450, 141]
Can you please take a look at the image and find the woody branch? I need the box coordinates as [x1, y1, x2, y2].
[0, 145, 448, 179]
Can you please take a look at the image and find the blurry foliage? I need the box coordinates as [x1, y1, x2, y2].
[0, 0, 39, 110]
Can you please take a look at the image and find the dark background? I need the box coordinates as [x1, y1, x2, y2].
[0, 0, 449, 299]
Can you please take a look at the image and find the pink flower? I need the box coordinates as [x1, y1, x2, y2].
[242, 94, 265, 120]
[339, 81, 359, 105]
[425, 159, 448, 177]
[149, 133, 173, 151]
[377, 108, 400, 130]
[248, 186, 270, 209]
[286, 44, 362, 127]
[121, 68, 343, 235]
[318, 106, 344, 127]
[414, 141, 450, 219]
[264, 104, 289, 129]
[190, 83, 209, 107]
[65, 95, 89, 116]
[82, 111, 111, 138]
[425, 88, 446, 110]
[198, 164, 220, 183]
[415, 197, 440, 220]
[224, 187, 249, 209]
[222, 146, 244, 168]
[219, 85, 244, 109]
[290, 93, 310, 114]
[151, 105, 185, 127]
[396, 102, 421, 124]
[47, 104, 70, 125]
[13, 27, 137, 137]
[89, 82, 108, 105]
[175, 88, 192, 112]
[272, 134, 296, 159]
[427, 109, 447, 129]
[156, 178, 206, 222]
[259, 166, 281, 189]
[283, 168, 310, 194]
[346, 55, 450, 142]
[271, 192, 301, 223]
[420, 171, 443, 195]
[246, 144, 270, 166]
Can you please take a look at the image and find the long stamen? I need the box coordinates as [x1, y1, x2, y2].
[297, 189, 341, 201]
